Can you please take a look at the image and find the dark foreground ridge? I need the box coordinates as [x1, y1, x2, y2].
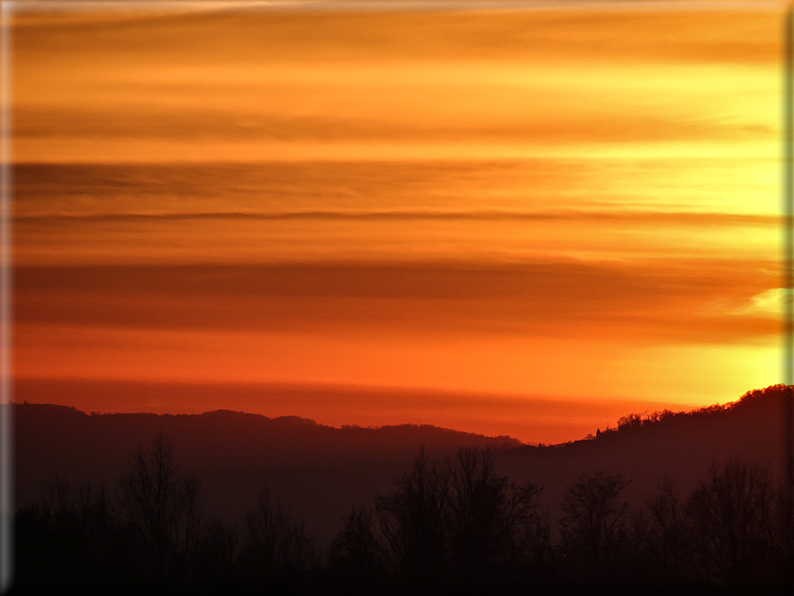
[9, 384, 794, 593]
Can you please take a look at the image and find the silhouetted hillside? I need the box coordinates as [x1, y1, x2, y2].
[495, 385, 789, 534]
[12, 402, 519, 548]
[11, 385, 790, 551]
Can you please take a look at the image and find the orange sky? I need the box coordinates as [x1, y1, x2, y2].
[10, 2, 785, 444]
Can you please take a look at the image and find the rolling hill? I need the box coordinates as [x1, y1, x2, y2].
[11, 384, 790, 550]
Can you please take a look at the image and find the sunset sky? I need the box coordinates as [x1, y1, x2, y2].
[10, 1, 785, 444]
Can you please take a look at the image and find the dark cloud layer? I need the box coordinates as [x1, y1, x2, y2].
[15, 259, 779, 343]
[15, 105, 755, 145]
[13, 209, 777, 226]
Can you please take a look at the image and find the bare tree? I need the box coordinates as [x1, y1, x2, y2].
[119, 432, 204, 580]
[238, 486, 316, 582]
[196, 518, 239, 583]
[329, 506, 387, 582]
[686, 458, 774, 584]
[445, 448, 544, 580]
[775, 479, 794, 585]
[559, 471, 630, 578]
[373, 448, 545, 584]
[633, 475, 691, 582]
[375, 448, 451, 583]
[181, 474, 203, 560]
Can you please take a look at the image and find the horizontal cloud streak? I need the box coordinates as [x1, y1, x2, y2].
[13, 210, 779, 226]
[15, 260, 780, 343]
[17, 106, 766, 145]
[14, 9, 777, 166]
[14, 8, 778, 68]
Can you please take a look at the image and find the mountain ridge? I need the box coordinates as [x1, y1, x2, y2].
[11, 384, 790, 549]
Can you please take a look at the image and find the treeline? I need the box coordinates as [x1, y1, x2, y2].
[587, 385, 783, 440]
[15, 433, 318, 592]
[13, 433, 794, 592]
[329, 449, 793, 589]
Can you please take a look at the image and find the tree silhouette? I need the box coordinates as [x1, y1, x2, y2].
[328, 506, 387, 583]
[632, 475, 692, 583]
[118, 432, 204, 581]
[445, 448, 545, 581]
[376, 448, 449, 583]
[686, 458, 775, 584]
[195, 518, 239, 584]
[237, 486, 316, 584]
[370, 447, 545, 585]
[14, 475, 129, 587]
[775, 480, 794, 587]
[559, 471, 630, 579]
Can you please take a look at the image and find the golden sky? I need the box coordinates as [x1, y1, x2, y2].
[11, 2, 785, 443]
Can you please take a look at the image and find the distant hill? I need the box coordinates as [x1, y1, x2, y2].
[12, 402, 520, 548]
[11, 384, 790, 550]
[495, 384, 789, 535]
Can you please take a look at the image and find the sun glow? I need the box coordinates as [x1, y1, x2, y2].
[11, 4, 784, 443]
